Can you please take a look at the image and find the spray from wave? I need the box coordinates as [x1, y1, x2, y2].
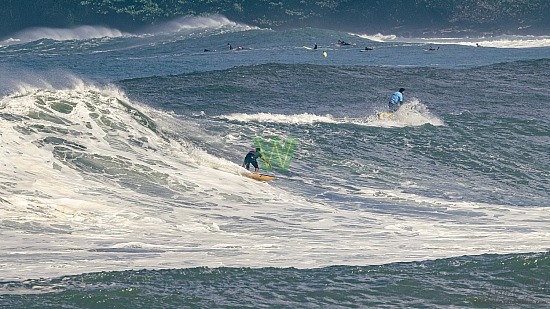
[1, 14, 258, 46]
[3, 25, 128, 45]
[140, 14, 261, 36]
[357, 33, 398, 42]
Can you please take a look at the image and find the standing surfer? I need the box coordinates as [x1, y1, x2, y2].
[388, 88, 405, 112]
[242, 147, 263, 173]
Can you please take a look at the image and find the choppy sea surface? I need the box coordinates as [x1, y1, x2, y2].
[1, 15, 549, 308]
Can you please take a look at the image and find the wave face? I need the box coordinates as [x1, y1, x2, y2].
[1, 15, 549, 309]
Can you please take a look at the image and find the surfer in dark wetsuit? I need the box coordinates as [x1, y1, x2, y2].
[228, 43, 245, 51]
[242, 148, 263, 173]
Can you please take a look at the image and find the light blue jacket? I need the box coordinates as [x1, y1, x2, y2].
[389, 91, 403, 105]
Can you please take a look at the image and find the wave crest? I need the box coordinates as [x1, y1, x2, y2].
[354, 32, 550, 49]
[217, 99, 444, 127]
[5, 25, 127, 44]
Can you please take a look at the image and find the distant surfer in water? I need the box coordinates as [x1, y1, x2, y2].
[228, 43, 245, 51]
[314, 43, 318, 50]
[388, 88, 405, 112]
[242, 147, 263, 173]
[338, 40, 352, 46]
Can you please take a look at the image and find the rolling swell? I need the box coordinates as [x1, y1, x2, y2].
[1, 252, 549, 308]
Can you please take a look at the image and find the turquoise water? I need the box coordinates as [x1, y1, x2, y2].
[1, 16, 549, 308]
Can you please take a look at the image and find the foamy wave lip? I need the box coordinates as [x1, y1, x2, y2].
[6, 25, 128, 44]
[217, 99, 443, 127]
[457, 35, 550, 48]
[416, 35, 550, 49]
[353, 32, 550, 48]
[217, 112, 337, 124]
[4, 37, 21, 43]
[354, 33, 398, 42]
[357, 98, 445, 128]
[142, 14, 261, 35]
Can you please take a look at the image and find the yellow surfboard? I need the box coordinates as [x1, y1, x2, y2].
[242, 173, 275, 182]
[377, 112, 395, 120]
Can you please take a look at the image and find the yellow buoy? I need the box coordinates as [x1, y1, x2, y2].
[323, 51, 327, 57]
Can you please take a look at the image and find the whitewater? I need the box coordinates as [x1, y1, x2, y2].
[1, 14, 549, 308]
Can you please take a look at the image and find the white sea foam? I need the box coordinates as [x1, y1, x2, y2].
[217, 98, 444, 127]
[218, 112, 338, 124]
[358, 33, 398, 42]
[353, 33, 550, 48]
[454, 35, 550, 48]
[0, 81, 548, 281]
[365, 98, 445, 127]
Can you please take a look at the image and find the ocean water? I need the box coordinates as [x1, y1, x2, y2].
[1, 15, 550, 308]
